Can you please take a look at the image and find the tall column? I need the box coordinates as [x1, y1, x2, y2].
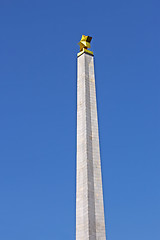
[76, 36, 106, 240]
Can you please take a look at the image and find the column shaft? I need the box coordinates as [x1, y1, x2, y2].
[76, 53, 106, 240]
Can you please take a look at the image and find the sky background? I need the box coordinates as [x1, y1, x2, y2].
[0, 0, 160, 239]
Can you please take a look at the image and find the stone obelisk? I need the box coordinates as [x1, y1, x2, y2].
[76, 35, 106, 240]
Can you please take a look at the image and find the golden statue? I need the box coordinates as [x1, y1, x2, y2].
[78, 35, 93, 56]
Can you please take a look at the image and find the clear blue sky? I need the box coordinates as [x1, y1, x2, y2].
[0, 0, 159, 239]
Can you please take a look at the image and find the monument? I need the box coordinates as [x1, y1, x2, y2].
[76, 35, 106, 240]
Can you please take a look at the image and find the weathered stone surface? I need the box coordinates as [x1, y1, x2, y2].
[76, 52, 106, 240]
